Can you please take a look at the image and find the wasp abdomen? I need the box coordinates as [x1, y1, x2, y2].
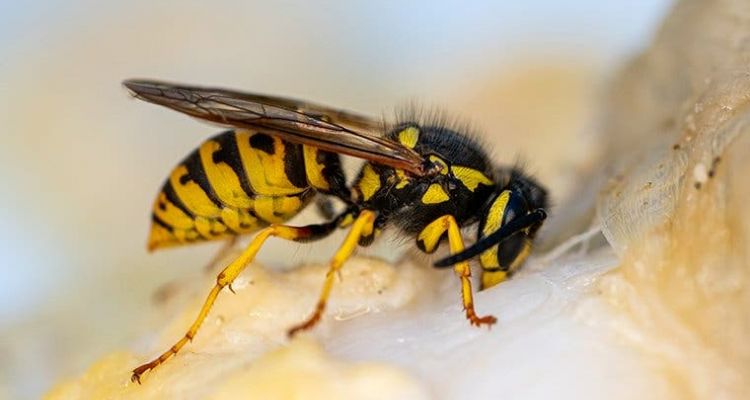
[148, 130, 324, 250]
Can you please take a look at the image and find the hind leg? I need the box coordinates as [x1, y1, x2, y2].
[132, 216, 347, 383]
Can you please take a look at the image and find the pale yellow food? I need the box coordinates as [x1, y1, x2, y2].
[46, 257, 431, 400]
[594, 0, 750, 397]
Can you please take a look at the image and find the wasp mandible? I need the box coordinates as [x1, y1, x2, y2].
[124, 80, 548, 383]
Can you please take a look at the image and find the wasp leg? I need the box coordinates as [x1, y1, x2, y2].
[419, 215, 496, 327]
[131, 218, 345, 384]
[287, 210, 377, 337]
[202, 236, 238, 273]
[446, 216, 497, 327]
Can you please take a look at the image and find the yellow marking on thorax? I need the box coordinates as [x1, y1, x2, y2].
[395, 169, 410, 189]
[236, 131, 306, 196]
[421, 183, 450, 204]
[429, 155, 449, 175]
[398, 126, 420, 148]
[452, 166, 493, 191]
[303, 145, 330, 191]
[169, 165, 222, 218]
[199, 140, 254, 208]
[358, 164, 381, 201]
[479, 190, 510, 269]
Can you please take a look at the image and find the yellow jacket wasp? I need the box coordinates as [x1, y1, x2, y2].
[123, 80, 547, 383]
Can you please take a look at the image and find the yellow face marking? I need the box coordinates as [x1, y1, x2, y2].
[481, 270, 508, 289]
[451, 166, 493, 192]
[358, 164, 381, 201]
[398, 126, 420, 148]
[509, 239, 532, 271]
[480, 238, 530, 289]
[303, 145, 330, 191]
[421, 183, 450, 204]
[199, 140, 254, 208]
[429, 155, 449, 175]
[395, 169, 410, 189]
[479, 190, 510, 269]
[236, 131, 305, 196]
[169, 165, 222, 218]
[417, 217, 450, 253]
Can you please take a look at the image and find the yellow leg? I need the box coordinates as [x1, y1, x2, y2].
[287, 210, 376, 337]
[445, 216, 497, 327]
[421, 215, 497, 327]
[132, 224, 330, 384]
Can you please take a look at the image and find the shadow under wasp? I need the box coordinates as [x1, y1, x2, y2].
[123, 80, 548, 383]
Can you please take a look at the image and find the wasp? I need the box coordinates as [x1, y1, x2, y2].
[124, 80, 548, 383]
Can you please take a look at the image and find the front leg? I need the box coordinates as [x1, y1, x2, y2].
[417, 215, 497, 327]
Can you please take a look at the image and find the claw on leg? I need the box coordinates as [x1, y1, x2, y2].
[130, 220, 342, 383]
[444, 215, 497, 328]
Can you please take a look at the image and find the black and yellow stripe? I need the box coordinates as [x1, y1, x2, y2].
[477, 190, 534, 289]
[149, 129, 338, 250]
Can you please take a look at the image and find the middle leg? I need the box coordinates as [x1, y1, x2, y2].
[287, 209, 377, 336]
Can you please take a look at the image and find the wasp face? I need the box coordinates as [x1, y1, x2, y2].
[477, 170, 548, 289]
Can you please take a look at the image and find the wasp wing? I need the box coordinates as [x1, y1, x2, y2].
[123, 79, 428, 176]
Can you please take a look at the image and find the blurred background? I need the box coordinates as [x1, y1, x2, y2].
[0, 1, 672, 398]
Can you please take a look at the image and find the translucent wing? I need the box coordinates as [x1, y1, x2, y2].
[123, 79, 429, 176]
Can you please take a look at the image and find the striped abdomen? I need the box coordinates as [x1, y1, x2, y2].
[148, 129, 338, 250]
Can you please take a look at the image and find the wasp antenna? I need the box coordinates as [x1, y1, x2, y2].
[434, 209, 547, 268]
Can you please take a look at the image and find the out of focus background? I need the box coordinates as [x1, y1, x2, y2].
[0, 1, 673, 398]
